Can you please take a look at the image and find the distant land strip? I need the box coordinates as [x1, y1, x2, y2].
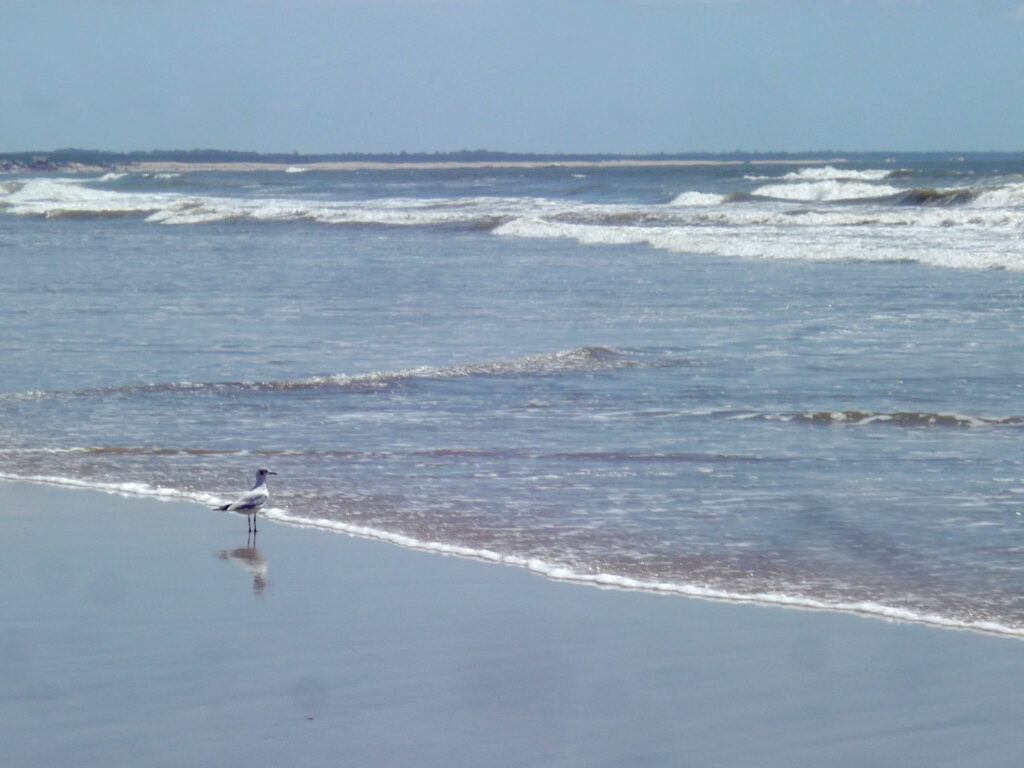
[2, 148, 1016, 174]
[0, 149, 854, 174]
[125, 158, 850, 173]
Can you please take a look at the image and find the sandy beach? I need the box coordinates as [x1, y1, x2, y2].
[1, 480, 1021, 767]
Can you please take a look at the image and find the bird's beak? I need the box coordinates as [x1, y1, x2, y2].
[268, 470, 278, 475]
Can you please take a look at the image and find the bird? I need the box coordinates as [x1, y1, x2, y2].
[213, 467, 277, 533]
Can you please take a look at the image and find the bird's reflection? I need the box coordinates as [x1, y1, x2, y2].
[217, 534, 268, 594]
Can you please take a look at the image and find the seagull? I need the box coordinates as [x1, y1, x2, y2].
[213, 467, 277, 533]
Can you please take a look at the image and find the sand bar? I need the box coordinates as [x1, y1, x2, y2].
[1, 480, 1021, 767]
[123, 158, 847, 174]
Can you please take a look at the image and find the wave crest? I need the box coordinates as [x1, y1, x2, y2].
[746, 166, 894, 182]
[736, 410, 1024, 428]
[0, 347, 637, 401]
[669, 191, 728, 207]
[293, 346, 635, 391]
[0, 178, 522, 228]
[752, 180, 901, 202]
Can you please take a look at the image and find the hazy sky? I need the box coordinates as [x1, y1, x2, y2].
[5, 0, 1024, 154]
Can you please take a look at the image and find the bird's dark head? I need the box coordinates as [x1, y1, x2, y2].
[256, 467, 277, 478]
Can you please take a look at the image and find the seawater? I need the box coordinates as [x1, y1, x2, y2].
[3, 156, 1024, 635]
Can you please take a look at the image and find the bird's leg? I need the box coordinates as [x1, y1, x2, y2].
[253, 515, 258, 534]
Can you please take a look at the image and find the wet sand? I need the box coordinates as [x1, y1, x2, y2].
[1, 480, 1021, 767]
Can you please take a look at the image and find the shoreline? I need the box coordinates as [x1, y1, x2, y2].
[1, 157, 850, 176]
[4, 472, 1020, 640]
[124, 158, 848, 173]
[2, 478, 1022, 767]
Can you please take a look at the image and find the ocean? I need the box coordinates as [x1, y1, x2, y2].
[3, 155, 1024, 636]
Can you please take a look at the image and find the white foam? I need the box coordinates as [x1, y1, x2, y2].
[265, 508, 1024, 638]
[669, 191, 728, 207]
[0, 470, 222, 506]
[0, 177, 170, 217]
[0, 179, 521, 226]
[143, 194, 532, 227]
[752, 180, 900, 202]
[785, 166, 893, 182]
[972, 182, 1024, 208]
[495, 209, 1024, 271]
[746, 166, 893, 182]
[7, 175, 1024, 271]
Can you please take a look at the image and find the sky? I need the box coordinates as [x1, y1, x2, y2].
[5, 0, 1024, 154]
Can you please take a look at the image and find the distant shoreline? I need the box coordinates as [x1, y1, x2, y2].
[6, 149, 1022, 176]
[2, 157, 850, 175]
[123, 157, 847, 173]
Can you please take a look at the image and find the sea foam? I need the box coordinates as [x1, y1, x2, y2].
[752, 180, 901, 202]
[6, 166, 1024, 273]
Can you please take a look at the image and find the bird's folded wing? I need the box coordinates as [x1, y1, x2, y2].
[228, 489, 269, 510]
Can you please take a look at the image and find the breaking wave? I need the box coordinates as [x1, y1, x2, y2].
[752, 180, 901, 202]
[893, 187, 982, 206]
[728, 410, 1024, 428]
[669, 191, 729, 206]
[0, 177, 527, 228]
[8, 170, 1024, 272]
[745, 165, 894, 182]
[494, 215, 1024, 270]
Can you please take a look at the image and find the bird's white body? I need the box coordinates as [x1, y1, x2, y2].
[224, 484, 270, 513]
[215, 467, 276, 532]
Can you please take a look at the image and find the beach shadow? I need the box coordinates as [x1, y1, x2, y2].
[217, 535, 268, 595]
